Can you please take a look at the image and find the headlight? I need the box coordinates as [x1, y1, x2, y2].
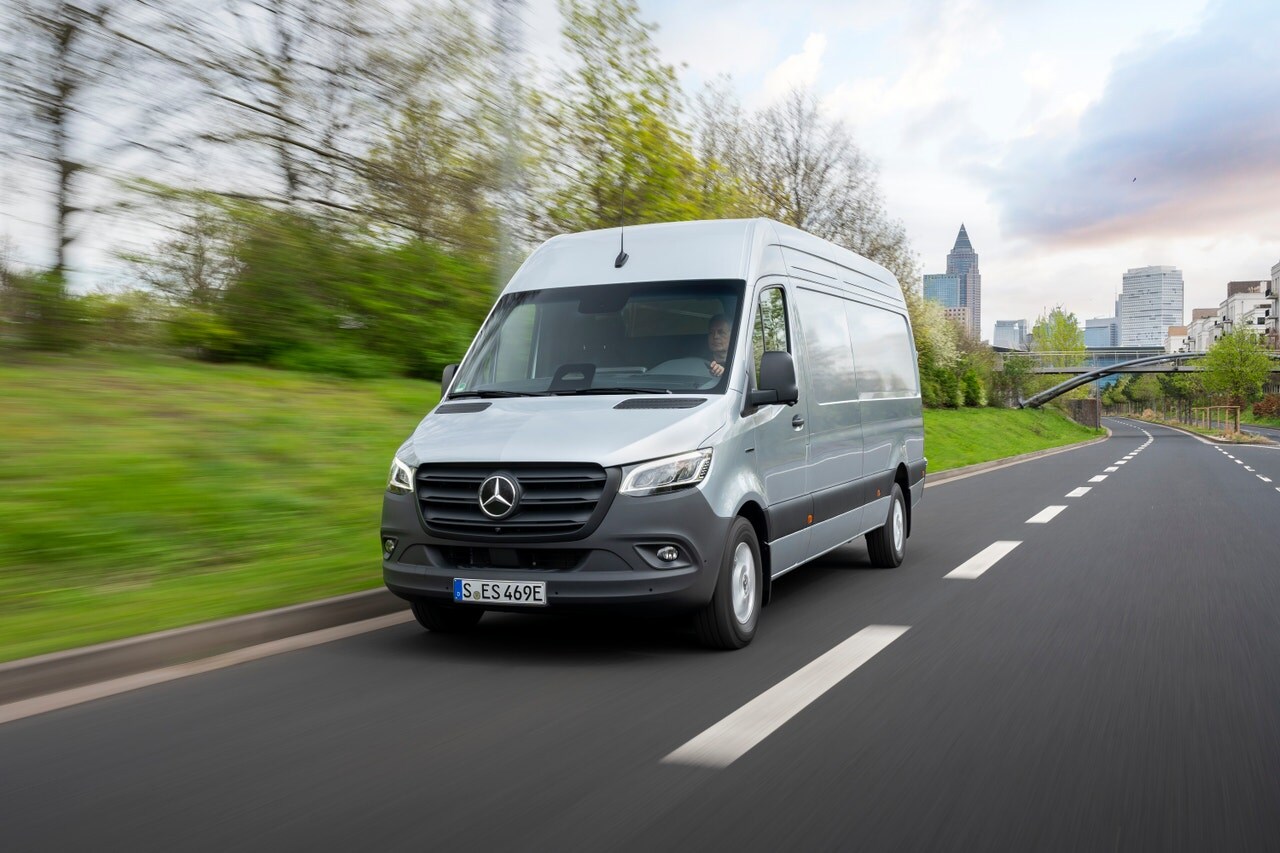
[620, 449, 713, 496]
[387, 456, 414, 495]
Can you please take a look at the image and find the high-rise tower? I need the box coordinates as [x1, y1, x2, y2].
[923, 225, 982, 339]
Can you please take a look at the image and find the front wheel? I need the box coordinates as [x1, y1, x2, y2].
[411, 599, 484, 633]
[865, 483, 907, 568]
[695, 517, 763, 650]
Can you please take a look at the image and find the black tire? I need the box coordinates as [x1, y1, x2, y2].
[411, 599, 484, 633]
[695, 517, 763, 650]
[865, 483, 906, 568]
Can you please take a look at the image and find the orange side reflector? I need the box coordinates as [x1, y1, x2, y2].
[806, 514, 813, 525]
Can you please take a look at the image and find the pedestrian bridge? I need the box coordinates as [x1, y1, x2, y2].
[1018, 351, 1280, 408]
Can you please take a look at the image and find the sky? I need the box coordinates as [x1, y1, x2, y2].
[5, 0, 1279, 342]
[612, 0, 1280, 340]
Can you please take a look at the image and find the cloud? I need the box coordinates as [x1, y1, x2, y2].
[761, 33, 827, 102]
[991, 0, 1280, 247]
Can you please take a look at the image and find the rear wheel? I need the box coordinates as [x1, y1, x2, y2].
[865, 483, 906, 568]
[411, 599, 484, 633]
[695, 517, 762, 650]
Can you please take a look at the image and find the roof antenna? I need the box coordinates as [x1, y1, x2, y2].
[614, 221, 628, 268]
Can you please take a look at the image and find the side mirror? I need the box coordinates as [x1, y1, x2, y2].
[440, 363, 458, 395]
[748, 351, 799, 407]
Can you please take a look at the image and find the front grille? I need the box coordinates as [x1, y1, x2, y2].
[416, 463, 614, 541]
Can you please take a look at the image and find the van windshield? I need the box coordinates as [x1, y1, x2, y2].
[451, 280, 745, 397]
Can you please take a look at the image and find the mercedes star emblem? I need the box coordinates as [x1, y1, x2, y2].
[478, 474, 520, 519]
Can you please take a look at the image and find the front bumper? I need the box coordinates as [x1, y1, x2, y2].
[381, 485, 730, 613]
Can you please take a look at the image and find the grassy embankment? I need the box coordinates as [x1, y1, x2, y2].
[1, 353, 1100, 661]
[922, 407, 1101, 472]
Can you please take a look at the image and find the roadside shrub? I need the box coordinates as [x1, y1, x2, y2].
[1253, 394, 1280, 419]
[169, 306, 241, 362]
[0, 270, 82, 351]
[79, 290, 167, 348]
[961, 369, 986, 407]
[270, 343, 398, 379]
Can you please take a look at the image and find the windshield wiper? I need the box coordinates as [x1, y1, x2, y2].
[449, 390, 547, 399]
[551, 387, 673, 396]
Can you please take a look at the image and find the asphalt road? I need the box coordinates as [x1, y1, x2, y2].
[5, 419, 1280, 852]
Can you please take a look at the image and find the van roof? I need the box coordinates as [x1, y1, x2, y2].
[505, 218, 901, 304]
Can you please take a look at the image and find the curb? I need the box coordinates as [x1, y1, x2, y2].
[0, 588, 404, 706]
[925, 426, 1112, 487]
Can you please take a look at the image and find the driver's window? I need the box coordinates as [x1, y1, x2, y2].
[753, 287, 790, 383]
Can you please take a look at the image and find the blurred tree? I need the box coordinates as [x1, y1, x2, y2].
[539, 0, 703, 232]
[148, 0, 389, 211]
[1201, 328, 1273, 407]
[745, 89, 916, 287]
[0, 0, 135, 280]
[363, 1, 505, 257]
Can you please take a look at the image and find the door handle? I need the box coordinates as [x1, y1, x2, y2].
[791, 414, 805, 429]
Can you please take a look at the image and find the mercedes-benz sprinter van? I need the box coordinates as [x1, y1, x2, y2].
[382, 219, 925, 649]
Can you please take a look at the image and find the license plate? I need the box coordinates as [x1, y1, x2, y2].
[453, 578, 547, 606]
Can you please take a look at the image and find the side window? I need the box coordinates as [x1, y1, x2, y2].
[846, 302, 917, 395]
[752, 286, 790, 384]
[795, 288, 857, 404]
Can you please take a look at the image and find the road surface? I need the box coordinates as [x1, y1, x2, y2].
[4, 419, 1280, 851]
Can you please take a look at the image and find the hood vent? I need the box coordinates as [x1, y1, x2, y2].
[614, 397, 706, 410]
[435, 402, 492, 414]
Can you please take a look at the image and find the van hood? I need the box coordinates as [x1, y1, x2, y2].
[402, 396, 732, 468]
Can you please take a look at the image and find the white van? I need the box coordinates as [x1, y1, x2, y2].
[382, 219, 925, 648]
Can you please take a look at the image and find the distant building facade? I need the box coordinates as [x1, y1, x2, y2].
[993, 319, 1028, 350]
[923, 274, 962, 308]
[1120, 265, 1184, 347]
[1085, 316, 1120, 348]
[922, 225, 982, 339]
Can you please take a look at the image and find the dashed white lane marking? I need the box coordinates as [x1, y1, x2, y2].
[1105, 466, 1119, 472]
[1090, 475, 1108, 482]
[1066, 487, 1091, 497]
[945, 540, 1023, 580]
[1027, 505, 1068, 524]
[1245, 466, 1255, 472]
[663, 625, 910, 768]
[1116, 461, 1127, 465]
[0, 613, 414, 726]
[1260, 476, 1272, 483]
[1235, 460, 1244, 465]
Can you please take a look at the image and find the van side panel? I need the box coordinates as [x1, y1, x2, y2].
[792, 285, 866, 557]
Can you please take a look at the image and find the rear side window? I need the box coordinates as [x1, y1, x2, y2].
[795, 288, 857, 404]
[846, 303, 917, 395]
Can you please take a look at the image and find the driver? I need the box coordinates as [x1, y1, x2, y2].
[707, 314, 731, 377]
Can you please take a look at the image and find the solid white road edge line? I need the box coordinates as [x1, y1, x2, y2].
[945, 540, 1023, 580]
[0, 612, 414, 726]
[662, 625, 910, 769]
[1027, 505, 1068, 523]
[1066, 487, 1091, 497]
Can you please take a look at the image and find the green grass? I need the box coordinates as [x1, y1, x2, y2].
[924, 407, 1102, 472]
[0, 353, 1101, 662]
[0, 350, 437, 662]
[1241, 410, 1280, 430]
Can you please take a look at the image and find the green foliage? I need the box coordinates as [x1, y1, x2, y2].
[0, 270, 82, 351]
[542, 0, 706, 231]
[78, 289, 168, 348]
[962, 369, 986, 407]
[1031, 305, 1085, 365]
[1201, 328, 1273, 406]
